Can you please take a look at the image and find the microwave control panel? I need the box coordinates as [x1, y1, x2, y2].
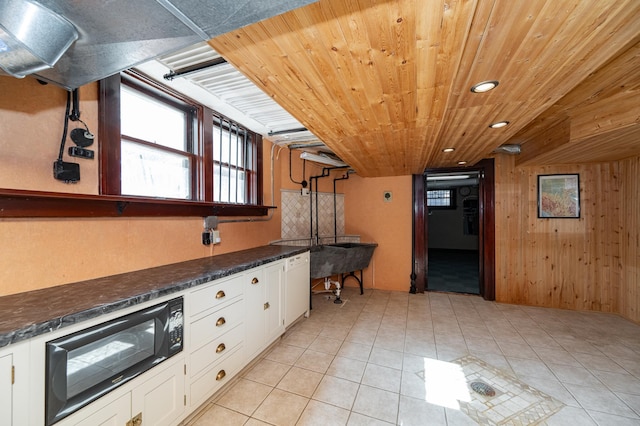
[168, 297, 184, 355]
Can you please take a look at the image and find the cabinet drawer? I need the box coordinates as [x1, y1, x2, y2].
[190, 300, 244, 350]
[190, 345, 245, 407]
[190, 323, 244, 378]
[189, 274, 244, 317]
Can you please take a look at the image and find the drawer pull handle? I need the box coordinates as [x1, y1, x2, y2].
[251, 277, 259, 284]
[216, 317, 226, 327]
[216, 370, 226, 381]
[127, 413, 142, 426]
[216, 343, 226, 353]
[215, 290, 226, 299]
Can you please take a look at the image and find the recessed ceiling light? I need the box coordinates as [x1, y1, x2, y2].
[470, 80, 499, 93]
[489, 121, 510, 128]
[442, 148, 455, 153]
[458, 161, 467, 165]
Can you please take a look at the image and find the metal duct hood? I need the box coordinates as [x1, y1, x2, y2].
[0, 0, 316, 89]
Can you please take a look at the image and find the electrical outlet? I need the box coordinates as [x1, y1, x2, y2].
[211, 230, 221, 244]
[68, 146, 95, 159]
[202, 231, 212, 245]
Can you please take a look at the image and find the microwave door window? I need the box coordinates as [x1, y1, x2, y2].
[66, 319, 156, 399]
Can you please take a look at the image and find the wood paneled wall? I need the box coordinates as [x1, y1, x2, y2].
[620, 157, 640, 323]
[494, 155, 624, 315]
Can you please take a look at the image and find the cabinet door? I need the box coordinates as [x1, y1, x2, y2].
[0, 353, 12, 425]
[264, 261, 285, 344]
[58, 393, 130, 426]
[244, 268, 266, 359]
[284, 252, 310, 328]
[131, 358, 185, 426]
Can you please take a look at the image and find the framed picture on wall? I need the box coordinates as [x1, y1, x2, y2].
[537, 174, 580, 218]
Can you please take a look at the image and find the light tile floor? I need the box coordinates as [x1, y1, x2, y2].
[185, 288, 640, 425]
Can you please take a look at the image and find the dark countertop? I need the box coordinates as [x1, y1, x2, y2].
[0, 245, 307, 349]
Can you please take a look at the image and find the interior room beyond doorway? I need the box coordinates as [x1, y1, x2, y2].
[427, 171, 480, 295]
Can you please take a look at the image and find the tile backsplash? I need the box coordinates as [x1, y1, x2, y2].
[281, 189, 345, 241]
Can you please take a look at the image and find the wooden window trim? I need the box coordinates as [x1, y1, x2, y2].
[0, 72, 271, 218]
[104, 71, 198, 199]
[0, 188, 271, 218]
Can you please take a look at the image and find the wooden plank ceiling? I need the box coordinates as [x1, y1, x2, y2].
[209, 0, 640, 177]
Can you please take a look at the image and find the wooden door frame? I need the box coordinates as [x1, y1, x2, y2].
[411, 159, 495, 300]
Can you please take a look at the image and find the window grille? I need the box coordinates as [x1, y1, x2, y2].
[213, 114, 257, 204]
[427, 189, 456, 209]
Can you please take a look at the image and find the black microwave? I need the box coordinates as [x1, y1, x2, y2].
[45, 296, 184, 426]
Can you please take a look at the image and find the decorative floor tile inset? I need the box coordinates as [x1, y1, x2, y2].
[416, 355, 564, 425]
[460, 355, 564, 425]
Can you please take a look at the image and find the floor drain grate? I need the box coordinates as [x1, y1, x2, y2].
[470, 381, 496, 397]
[454, 356, 564, 424]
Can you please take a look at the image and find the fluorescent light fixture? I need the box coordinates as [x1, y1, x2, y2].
[0, 0, 78, 78]
[300, 151, 347, 167]
[426, 174, 471, 181]
[470, 80, 499, 93]
[489, 121, 509, 128]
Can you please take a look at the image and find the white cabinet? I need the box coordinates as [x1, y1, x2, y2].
[244, 261, 285, 360]
[189, 273, 243, 318]
[189, 302, 244, 378]
[57, 355, 185, 426]
[0, 252, 305, 426]
[284, 251, 310, 328]
[244, 268, 265, 360]
[63, 393, 130, 426]
[132, 358, 185, 426]
[0, 341, 29, 426]
[265, 260, 285, 344]
[0, 352, 12, 425]
[189, 345, 244, 408]
[186, 275, 246, 409]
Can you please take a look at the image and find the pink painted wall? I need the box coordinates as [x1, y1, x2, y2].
[0, 77, 281, 296]
[344, 175, 413, 292]
[0, 76, 411, 298]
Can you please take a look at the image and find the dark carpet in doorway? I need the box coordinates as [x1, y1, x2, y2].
[427, 248, 479, 294]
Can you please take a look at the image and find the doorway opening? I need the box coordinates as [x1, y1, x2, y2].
[426, 171, 480, 294]
[411, 159, 495, 300]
